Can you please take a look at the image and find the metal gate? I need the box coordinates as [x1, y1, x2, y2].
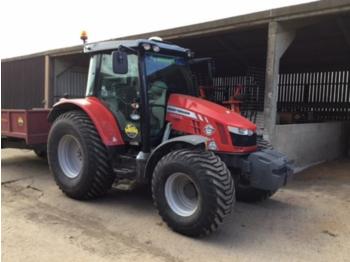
[277, 70, 350, 122]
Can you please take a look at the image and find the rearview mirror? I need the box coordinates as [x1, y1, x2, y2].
[112, 50, 128, 74]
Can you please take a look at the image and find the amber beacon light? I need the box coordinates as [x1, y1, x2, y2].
[80, 30, 88, 44]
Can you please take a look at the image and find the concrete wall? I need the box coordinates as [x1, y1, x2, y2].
[273, 122, 350, 168]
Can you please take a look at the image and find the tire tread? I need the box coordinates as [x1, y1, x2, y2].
[49, 111, 114, 200]
[152, 149, 235, 236]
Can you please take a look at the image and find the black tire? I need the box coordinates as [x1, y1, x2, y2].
[152, 149, 235, 237]
[236, 185, 277, 203]
[34, 148, 47, 159]
[47, 110, 115, 200]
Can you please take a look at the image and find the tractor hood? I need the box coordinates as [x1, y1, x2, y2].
[167, 94, 256, 131]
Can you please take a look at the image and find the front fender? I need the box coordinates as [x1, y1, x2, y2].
[142, 135, 209, 182]
[48, 97, 124, 146]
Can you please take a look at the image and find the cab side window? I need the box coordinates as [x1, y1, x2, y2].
[97, 54, 141, 141]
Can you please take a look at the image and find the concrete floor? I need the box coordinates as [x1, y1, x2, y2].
[2, 149, 350, 262]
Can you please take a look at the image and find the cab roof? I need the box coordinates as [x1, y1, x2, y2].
[84, 39, 190, 55]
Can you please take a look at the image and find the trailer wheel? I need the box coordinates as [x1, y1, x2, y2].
[236, 185, 277, 202]
[152, 149, 235, 237]
[48, 110, 115, 200]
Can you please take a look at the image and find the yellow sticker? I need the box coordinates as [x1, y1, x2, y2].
[124, 123, 138, 139]
[17, 117, 24, 126]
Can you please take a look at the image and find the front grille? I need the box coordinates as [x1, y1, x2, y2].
[230, 133, 257, 147]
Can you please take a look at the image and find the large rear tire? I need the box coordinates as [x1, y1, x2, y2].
[152, 149, 235, 237]
[47, 110, 115, 200]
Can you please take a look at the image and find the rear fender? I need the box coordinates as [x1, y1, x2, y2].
[142, 135, 208, 182]
[48, 97, 124, 146]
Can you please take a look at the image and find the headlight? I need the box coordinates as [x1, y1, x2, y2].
[142, 43, 151, 50]
[207, 141, 217, 151]
[228, 126, 254, 136]
[152, 45, 160, 52]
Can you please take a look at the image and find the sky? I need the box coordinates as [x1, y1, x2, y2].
[1, 0, 317, 59]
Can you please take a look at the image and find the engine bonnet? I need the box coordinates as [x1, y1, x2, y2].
[167, 94, 256, 131]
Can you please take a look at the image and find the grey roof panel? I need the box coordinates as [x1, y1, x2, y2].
[83, 39, 189, 54]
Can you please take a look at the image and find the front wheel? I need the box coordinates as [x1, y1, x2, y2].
[152, 149, 235, 237]
[47, 110, 115, 200]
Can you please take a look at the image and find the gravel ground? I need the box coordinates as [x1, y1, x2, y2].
[2, 148, 350, 262]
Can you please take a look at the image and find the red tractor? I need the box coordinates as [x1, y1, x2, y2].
[47, 39, 293, 236]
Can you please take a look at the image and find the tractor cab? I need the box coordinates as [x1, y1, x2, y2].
[84, 39, 197, 150]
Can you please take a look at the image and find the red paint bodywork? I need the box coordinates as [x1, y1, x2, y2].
[56, 94, 257, 153]
[166, 94, 257, 153]
[1, 109, 51, 144]
[53, 97, 124, 146]
[2, 94, 257, 154]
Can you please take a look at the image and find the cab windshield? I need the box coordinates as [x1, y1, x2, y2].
[144, 54, 194, 141]
[145, 54, 194, 96]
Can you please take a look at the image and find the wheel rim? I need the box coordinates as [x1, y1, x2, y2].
[165, 173, 199, 217]
[58, 135, 83, 178]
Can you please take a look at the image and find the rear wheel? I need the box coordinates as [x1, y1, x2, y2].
[152, 149, 235, 237]
[47, 110, 115, 200]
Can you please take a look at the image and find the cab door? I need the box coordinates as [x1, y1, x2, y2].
[96, 53, 142, 143]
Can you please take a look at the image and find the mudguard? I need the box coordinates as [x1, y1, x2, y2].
[48, 97, 124, 146]
[143, 135, 209, 181]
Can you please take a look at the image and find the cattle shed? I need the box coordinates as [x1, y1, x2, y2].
[1, 0, 350, 168]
